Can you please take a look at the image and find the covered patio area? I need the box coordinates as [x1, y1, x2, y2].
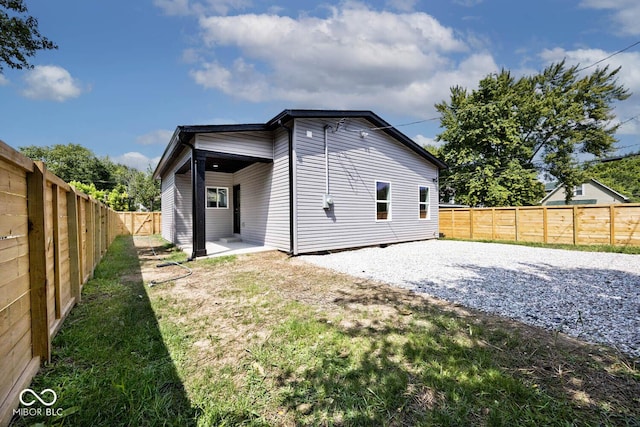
[180, 239, 276, 259]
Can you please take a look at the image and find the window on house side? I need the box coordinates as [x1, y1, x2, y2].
[376, 181, 391, 221]
[573, 185, 584, 196]
[419, 186, 430, 219]
[206, 187, 228, 209]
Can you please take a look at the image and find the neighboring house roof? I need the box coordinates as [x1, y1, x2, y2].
[539, 178, 630, 205]
[153, 109, 447, 179]
[544, 181, 558, 192]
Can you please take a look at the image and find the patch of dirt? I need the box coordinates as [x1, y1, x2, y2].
[133, 236, 639, 422]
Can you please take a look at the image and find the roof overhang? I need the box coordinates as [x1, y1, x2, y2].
[153, 124, 268, 179]
[153, 109, 447, 179]
[266, 109, 448, 169]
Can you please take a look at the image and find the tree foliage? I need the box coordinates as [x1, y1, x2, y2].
[21, 143, 160, 211]
[435, 61, 630, 207]
[20, 143, 112, 189]
[68, 181, 106, 202]
[0, 0, 57, 71]
[584, 153, 640, 202]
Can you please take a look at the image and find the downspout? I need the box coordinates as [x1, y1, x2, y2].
[324, 125, 330, 195]
[278, 120, 295, 255]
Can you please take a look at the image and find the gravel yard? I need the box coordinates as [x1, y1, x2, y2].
[300, 240, 640, 359]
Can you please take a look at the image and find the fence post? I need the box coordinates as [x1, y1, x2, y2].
[51, 184, 61, 319]
[515, 207, 520, 242]
[469, 209, 474, 239]
[66, 190, 81, 303]
[26, 161, 51, 363]
[94, 203, 100, 268]
[450, 210, 455, 238]
[573, 205, 579, 245]
[491, 208, 496, 240]
[86, 198, 94, 277]
[610, 205, 616, 245]
[543, 207, 548, 243]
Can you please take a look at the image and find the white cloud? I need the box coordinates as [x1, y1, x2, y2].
[190, 4, 496, 117]
[0, 74, 8, 86]
[386, 0, 418, 12]
[181, 48, 202, 64]
[22, 65, 83, 102]
[413, 134, 440, 147]
[580, 0, 640, 35]
[113, 152, 161, 171]
[154, 0, 250, 16]
[539, 47, 640, 138]
[136, 129, 174, 145]
[539, 47, 640, 91]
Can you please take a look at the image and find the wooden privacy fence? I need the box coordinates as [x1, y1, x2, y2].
[117, 211, 161, 236]
[0, 140, 124, 427]
[440, 204, 640, 246]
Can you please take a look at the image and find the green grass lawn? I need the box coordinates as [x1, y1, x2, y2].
[11, 235, 639, 426]
[10, 236, 197, 427]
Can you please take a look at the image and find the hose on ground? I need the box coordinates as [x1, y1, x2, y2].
[147, 236, 193, 287]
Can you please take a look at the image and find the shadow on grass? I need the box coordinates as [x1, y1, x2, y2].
[260, 274, 639, 426]
[268, 316, 557, 425]
[10, 235, 197, 427]
[271, 269, 640, 426]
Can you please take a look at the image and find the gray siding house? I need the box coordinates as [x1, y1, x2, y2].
[153, 110, 447, 257]
[541, 178, 630, 206]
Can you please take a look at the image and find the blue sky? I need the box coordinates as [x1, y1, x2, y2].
[1, 0, 639, 170]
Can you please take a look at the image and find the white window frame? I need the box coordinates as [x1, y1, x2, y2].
[573, 184, 584, 196]
[375, 180, 391, 221]
[206, 187, 229, 209]
[419, 185, 430, 220]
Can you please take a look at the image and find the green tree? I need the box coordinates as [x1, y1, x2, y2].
[22, 143, 161, 211]
[127, 167, 160, 211]
[584, 153, 640, 202]
[436, 61, 630, 206]
[0, 0, 57, 71]
[106, 183, 129, 211]
[20, 143, 112, 190]
[69, 181, 105, 202]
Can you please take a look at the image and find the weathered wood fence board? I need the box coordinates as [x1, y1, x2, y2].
[0, 141, 125, 427]
[440, 204, 640, 247]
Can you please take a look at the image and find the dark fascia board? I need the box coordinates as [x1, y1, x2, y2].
[267, 109, 447, 169]
[153, 123, 269, 179]
[154, 109, 448, 179]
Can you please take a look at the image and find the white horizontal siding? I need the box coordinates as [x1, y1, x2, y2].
[233, 163, 271, 245]
[174, 173, 192, 246]
[294, 118, 439, 253]
[195, 132, 273, 159]
[230, 128, 290, 250]
[205, 172, 234, 240]
[160, 173, 175, 242]
[265, 128, 290, 251]
[163, 147, 192, 246]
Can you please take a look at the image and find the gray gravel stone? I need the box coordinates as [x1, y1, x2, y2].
[300, 240, 640, 359]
